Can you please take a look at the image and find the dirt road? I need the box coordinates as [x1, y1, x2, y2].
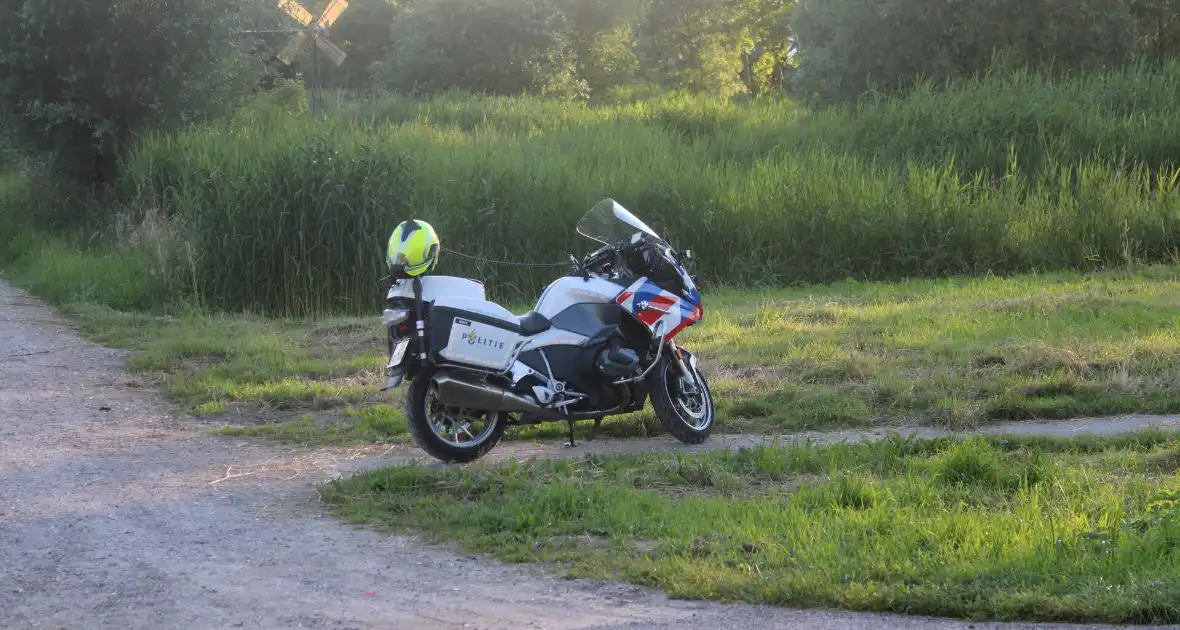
[2, 279, 1177, 630]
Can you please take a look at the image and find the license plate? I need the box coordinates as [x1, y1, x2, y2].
[387, 339, 410, 368]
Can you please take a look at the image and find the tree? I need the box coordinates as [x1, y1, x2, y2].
[378, 0, 585, 98]
[1131, 0, 1180, 61]
[0, 0, 268, 189]
[371, 0, 791, 99]
[791, 0, 1141, 103]
[637, 0, 749, 98]
[738, 0, 795, 94]
[556, 0, 643, 93]
[323, 0, 406, 90]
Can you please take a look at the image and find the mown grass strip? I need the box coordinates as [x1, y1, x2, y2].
[40, 265, 1180, 443]
[322, 432, 1180, 624]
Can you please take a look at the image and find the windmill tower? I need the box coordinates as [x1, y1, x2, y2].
[244, 0, 350, 118]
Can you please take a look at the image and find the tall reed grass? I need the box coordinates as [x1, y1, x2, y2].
[120, 61, 1180, 316]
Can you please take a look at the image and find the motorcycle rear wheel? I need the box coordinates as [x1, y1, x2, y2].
[405, 366, 508, 463]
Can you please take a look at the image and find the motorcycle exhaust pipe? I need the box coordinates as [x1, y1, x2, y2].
[432, 374, 543, 414]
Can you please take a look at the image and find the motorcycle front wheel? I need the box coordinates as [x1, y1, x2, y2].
[405, 366, 508, 464]
[649, 350, 715, 444]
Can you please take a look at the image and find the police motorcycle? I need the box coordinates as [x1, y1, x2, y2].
[379, 198, 714, 463]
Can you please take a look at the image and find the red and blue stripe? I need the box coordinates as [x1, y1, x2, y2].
[616, 278, 703, 340]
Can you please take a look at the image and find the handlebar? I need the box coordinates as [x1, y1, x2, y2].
[584, 245, 614, 271]
[571, 233, 687, 280]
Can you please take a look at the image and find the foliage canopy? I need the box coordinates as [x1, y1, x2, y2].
[0, 0, 270, 188]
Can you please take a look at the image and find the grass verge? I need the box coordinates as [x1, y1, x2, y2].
[40, 263, 1180, 445]
[321, 431, 1180, 624]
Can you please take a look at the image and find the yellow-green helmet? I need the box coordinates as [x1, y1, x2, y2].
[387, 219, 440, 278]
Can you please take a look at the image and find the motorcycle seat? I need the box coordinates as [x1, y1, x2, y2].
[517, 311, 552, 336]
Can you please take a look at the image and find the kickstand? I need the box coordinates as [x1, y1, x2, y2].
[564, 418, 577, 448]
[587, 417, 603, 441]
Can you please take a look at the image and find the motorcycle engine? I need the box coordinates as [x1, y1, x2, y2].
[595, 342, 640, 379]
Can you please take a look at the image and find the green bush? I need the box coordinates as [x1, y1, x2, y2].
[0, 172, 37, 266]
[2, 170, 186, 311]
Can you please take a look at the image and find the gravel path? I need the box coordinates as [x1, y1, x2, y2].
[2, 279, 1178, 630]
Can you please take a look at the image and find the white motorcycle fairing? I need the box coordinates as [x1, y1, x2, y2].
[386, 275, 487, 302]
[534, 276, 625, 319]
[389, 275, 625, 380]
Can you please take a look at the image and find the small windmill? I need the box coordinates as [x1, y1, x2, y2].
[242, 0, 350, 118]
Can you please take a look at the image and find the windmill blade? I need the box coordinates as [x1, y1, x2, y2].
[276, 31, 309, 65]
[314, 35, 348, 67]
[238, 28, 304, 34]
[316, 0, 349, 29]
[277, 0, 315, 26]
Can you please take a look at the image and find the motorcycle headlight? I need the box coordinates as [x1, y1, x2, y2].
[381, 308, 410, 327]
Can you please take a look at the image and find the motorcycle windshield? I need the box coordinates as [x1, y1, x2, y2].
[576, 198, 664, 247]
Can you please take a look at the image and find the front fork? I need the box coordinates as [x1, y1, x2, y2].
[668, 340, 700, 394]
